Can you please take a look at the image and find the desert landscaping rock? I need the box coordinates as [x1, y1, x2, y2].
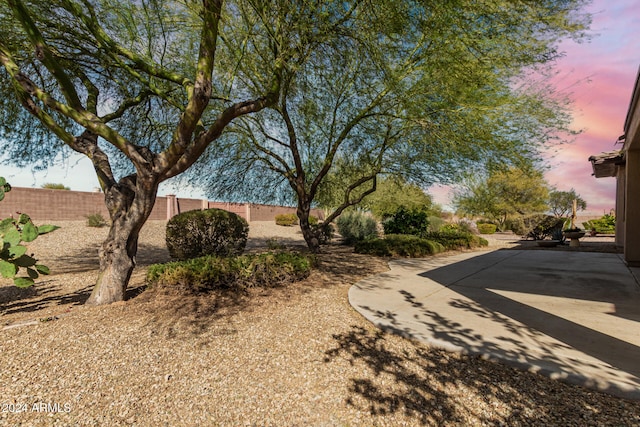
[0, 221, 638, 426]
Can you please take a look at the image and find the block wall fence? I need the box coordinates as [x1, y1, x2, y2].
[1, 187, 323, 222]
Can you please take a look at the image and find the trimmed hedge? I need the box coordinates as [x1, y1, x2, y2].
[275, 213, 298, 226]
[166, 208, 249, 260]
[146, 251, 316, 291]
[355, 230, 488, 258]
[355, 234, 445, 257]
[423, 231, 488, 250]
[477, 223, 497, 234]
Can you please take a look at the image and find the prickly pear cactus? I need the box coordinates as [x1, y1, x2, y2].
[0, 177, 59, 287]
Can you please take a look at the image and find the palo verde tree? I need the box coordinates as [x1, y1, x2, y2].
[453, 165, 551, 227]
[185, 0, 590, 251]
[0, 0, 311, 304]
[548, 188, 587, 217]
[318, 175, 439, 221]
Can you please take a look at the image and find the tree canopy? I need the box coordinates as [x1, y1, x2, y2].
[182, 0, 590, 250]
[454, 165, 550, 226]
[358, 178, 439, 220]
[549, 188, 587, 217]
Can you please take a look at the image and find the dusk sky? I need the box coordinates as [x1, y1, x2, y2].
[2, 0, 639, 215]
[537, 0, 639, 216]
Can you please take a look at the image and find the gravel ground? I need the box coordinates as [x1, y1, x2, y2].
[1, 221, 639, 426]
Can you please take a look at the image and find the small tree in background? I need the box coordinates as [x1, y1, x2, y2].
[359, 178, 440, 220]
[454, 165, 550, 229]
[548, 188, 587, 217]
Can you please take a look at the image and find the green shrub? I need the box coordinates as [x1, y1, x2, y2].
[311, 222, 334, 244]
[505, 216, 526, 235]
[427, 216, 445, 232]
[583, 214, 616, 234]
[477, 223, 497, 234]
[354, 234, 444, 257]
[336, 212, 378, 245]
[86, 213, 107, 228]
[308, 215, 319, 226]
[166, 209, 249, 260]
[510, 214, 564, 240]
[423, 230, 488, 250]
[275, 213, 298, 226]
[41, 183, 70, 190]
[146, 251, 315, 291]
[382, 206, 429, 236]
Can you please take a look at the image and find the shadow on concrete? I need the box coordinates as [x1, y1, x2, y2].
[350, 249, 640, 399]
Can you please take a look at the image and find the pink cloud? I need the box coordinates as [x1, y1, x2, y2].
[540, 0, 639, 214]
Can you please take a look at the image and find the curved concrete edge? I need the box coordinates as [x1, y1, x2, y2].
[349, 251, 640, 402]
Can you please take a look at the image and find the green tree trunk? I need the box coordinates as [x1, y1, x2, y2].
[86, 178, 157, 305]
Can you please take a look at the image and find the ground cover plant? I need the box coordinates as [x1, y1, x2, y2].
[354, 230, 488, 258]
[354, 234, 445, 257]
[146, 251, 315, 292]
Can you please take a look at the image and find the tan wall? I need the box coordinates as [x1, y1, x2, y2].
[1, 187, 323, 223]
[1, 187, 109, 221]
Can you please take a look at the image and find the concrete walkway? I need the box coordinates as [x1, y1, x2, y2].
[349, 249, 640, 400]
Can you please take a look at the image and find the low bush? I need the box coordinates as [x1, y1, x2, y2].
[423, 230, 488, 250]
[510, 214, 564, 240]
[41, 183, 70, 190]
[505, 216, 526, 236]
[336, 211, 378, 244]
[166, 208, 249, 260]
[146, 251, 315, 291]
[477, 223, 497, 234]
[86, 213, 107, 228]
[382, 206, 429, 236]
[275, 213, 298, 226]
[583, 214, 615, 234]
[354, 234, 445, 257]
[427, 216, 445, 232]
[311, 222, 334, 244]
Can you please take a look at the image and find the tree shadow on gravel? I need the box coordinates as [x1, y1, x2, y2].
[0, 280, 92, 316]
[0, 243, 166, 318]
[135, 287, 255, 344]
[135, 245, 388, 344]
[324, 325, 640, 426]
[41, 242, 171, 273]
